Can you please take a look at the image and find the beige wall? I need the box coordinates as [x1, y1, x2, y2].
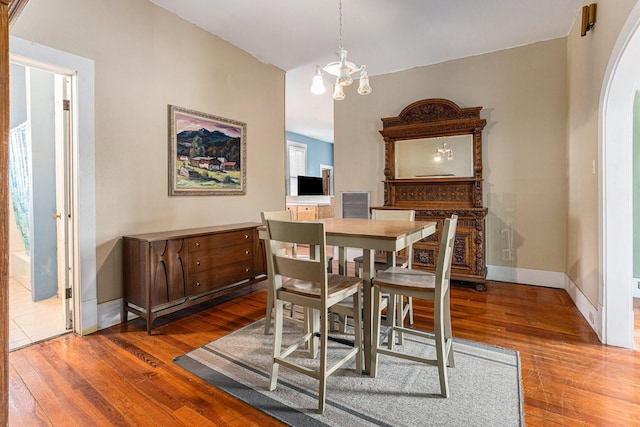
[335, 38, 568, 274]
[566, 0, 637, 306]
[11, 0, 286, 303]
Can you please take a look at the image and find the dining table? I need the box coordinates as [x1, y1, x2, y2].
[260, 217, 437, 375]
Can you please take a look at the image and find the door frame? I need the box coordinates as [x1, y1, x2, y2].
[599, 2, 640, 348]
[10, 36, 97, 335]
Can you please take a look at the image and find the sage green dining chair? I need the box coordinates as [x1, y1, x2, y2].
[371, 215, 458, 398]
[264, 219, 362, 413]
[261, 210, 335, 335]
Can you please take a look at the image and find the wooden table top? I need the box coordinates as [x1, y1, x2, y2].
[316, 218, 436, 240]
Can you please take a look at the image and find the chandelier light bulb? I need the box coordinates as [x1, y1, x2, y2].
[310, 66, 326, 94]
[337, 50, 353, 86]
[357, 68, 372, 95]
[332, 81, 345, 101]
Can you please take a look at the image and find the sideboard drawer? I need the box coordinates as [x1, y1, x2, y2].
[188, 244, 253, 273]
[187, 230, 253, 253]
[187, 260, 254, 294]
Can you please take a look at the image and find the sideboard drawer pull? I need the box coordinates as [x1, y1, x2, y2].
[244, 234, 249, 239]
[196, 261, 201, 266]
[195, 242, 200, 247]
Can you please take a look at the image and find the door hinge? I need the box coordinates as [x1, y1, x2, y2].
[65, 287, 72, 299]
[63, 99, 70, 111]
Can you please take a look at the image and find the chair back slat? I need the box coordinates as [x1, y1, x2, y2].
[372, 209, 415, 221]
[274, 255, 325, 283]
[267, 219, 325, 247]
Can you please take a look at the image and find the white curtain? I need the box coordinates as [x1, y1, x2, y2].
[9, 122, 31, 251]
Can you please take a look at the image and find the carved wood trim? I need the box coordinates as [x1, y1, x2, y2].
[382, 98, 481, 126]
[8, 0, 28, 27]
[380, 98, 486, 140]
[1, 1, 10, 424]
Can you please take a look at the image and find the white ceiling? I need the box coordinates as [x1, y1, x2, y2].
[150, 0, 583, 142]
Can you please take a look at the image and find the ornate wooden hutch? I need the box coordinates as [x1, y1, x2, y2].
[375, 98, 487, 291]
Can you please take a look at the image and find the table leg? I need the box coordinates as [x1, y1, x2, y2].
[385, 251, 397, 269]
[362, 248, 375, 376]
[338, 246, 346, 275]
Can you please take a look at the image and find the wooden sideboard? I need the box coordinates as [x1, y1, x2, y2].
[123, 222, 266, 334]
[375, 99, 488, 291]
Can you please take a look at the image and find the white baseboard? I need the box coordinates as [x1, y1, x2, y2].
[97, 298, 138, 331]
[488, 264, 601, 340]
[564, 275, 601, 339]
[487, 265, 565, 288]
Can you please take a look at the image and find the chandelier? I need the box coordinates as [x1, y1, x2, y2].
[434, 142, 454, 161]
[310, 0, 372, 100]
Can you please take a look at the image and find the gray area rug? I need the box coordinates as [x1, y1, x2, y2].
[174, 318, 523, 426]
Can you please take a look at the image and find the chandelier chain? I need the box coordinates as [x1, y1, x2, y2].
[338, 0, 343, 50]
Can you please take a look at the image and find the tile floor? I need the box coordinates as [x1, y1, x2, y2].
[9, 277, 68, 351]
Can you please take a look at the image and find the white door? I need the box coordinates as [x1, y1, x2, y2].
[54, 74, 73, 329]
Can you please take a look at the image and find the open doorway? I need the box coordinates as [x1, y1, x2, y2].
[601, 2, 640, 348]
[8, 61, 74, 350]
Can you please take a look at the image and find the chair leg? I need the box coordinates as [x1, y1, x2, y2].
[353, 289, 362, 374]
[335, 314, 347, 333]
[406, 296, 414, 325]
[317, 307, 329, 413]
[371, 286, 383, 377]
[269, 300, 284, 391]
[309, 308, 320, 359]
[396, 294, 405, 345]
[444, 289, 455, 368]
[264, 286, 274, 335]
[387, 293, 397, 350]
[434, 298, 450, 398]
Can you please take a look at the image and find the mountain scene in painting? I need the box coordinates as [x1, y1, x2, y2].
[173, 111, 244, 191]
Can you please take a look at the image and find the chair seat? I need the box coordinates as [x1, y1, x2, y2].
[373, 266, 436, 292]
[281, 274, 362, 299]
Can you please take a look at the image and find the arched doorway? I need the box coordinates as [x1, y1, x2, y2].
[600, 2, 640, 348]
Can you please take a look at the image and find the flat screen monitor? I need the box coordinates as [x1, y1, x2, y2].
[297, 175, 324, 195]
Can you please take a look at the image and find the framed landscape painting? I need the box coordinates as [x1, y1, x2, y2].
[169, 105, 247, 196]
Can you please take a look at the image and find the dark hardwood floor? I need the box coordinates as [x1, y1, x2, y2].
[8, 275, 640, 426]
